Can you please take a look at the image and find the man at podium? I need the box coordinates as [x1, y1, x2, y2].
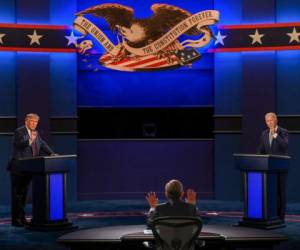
[257, 112, 288, 155]
[257, 112, 289, 221]
[7, 113, 56, 227]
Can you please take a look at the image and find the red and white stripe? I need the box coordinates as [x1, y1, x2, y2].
[99, 53, 179, 71]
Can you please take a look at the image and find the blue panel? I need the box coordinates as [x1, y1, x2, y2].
[78, 67, 213, 107]
[0, 0, 15, 22]
[0, 135, 13, 205]
[242, 0, 275, 24]
[276, 51, 300, 114]
[247, 172, 263, 219]
[241, 51, 276, 153]
[0, 52, 16, 115]
[49, 173, 64, 220]
[16, 0, 49, 24]
[78, 0, 214, 13]
[50, 53, 77, 116]
[276, 0, 300, 22]
[214, 52, 241, 115]
[50, 0, 77, 25]
[51, 135, 77, 201]
[214, 0, 242, 24]
[214, 134, 241, 200]
[16, 52, 50, 137]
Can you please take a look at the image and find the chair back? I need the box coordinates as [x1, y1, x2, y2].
[151, 216, 202, 250]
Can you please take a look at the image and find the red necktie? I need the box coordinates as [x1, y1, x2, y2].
[32, 140, 38, 157]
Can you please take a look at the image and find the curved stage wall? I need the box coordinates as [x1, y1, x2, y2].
[78, 139, 214, 200]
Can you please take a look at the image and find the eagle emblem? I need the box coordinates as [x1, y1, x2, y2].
[74, 3, 219, 71]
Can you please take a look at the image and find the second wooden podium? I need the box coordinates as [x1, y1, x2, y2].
[234, 154, 290, 229]
[17, 154, 76, 231]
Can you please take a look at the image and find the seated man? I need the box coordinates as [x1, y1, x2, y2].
[146, 179, 197, 223]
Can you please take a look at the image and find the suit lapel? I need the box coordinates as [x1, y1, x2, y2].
[22, 126, 30, 139]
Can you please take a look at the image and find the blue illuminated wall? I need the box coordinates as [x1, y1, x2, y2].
[0, 0, 16, 204]
[275, 0, 300, 202]
[1, 0, 300, 205]
[78, 60, 214, 107]
[77, 0, 215, 107]
[0, 0, 77, 205]
[214, 0, 300, 202]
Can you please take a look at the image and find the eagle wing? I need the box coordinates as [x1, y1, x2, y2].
[150, 4, 201, 35]
[76, 3, 134, 32]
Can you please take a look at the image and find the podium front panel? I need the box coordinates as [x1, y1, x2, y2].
[247, 172, 263, 219]
[49, 173, 64, 221]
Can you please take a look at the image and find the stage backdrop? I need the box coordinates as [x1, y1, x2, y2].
[76, 0, 216, 200]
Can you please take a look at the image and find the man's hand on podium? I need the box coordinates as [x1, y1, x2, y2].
[51, 153, 59, 156]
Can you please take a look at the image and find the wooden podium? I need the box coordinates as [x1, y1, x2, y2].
[17, 154, 76, 231]
[234, 154, 290, 229]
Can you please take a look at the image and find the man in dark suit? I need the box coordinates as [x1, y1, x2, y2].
[146, 179, 197, 223]
[257, 112, 288, 155]
[257, 112, 289, 221]
[7, 113, 55, 227]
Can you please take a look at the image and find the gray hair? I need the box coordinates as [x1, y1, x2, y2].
[25, 113, 40, 120]
[265, 112, 277, 120]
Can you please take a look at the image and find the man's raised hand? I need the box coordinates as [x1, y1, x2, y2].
[146, 192, 158, 208]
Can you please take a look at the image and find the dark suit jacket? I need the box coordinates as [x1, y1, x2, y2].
[7, 125, 54, 173]
[147, 200, 197, 224]
[257, 126, 288, 155]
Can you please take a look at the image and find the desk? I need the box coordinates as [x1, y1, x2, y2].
[58, 224, 287, 250]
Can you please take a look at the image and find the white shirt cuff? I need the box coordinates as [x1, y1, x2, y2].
[149, 207, 155, 213]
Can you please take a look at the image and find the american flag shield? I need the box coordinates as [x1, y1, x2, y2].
[99, 48, 201, 71]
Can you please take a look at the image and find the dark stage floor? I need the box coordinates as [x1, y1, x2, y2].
[1, 200, 300, 249]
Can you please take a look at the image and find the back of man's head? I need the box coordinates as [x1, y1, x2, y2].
[165, 179, 183, 201]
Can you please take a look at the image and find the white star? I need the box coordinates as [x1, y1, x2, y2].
[27, 30, 43, 45]
[0, 33, 6, 44]
[214, 31, 227, 46]
[65, 31, 82, 46]
[287, 27, 300, 44]
[249, 29, 265, 45]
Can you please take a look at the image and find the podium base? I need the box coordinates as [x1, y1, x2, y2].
[238, 219, 286, 230]
[26, 220, 77, 232]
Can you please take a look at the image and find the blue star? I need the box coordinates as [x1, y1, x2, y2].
[65, 31, 82, 47]
[214, 31, 227, 46]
